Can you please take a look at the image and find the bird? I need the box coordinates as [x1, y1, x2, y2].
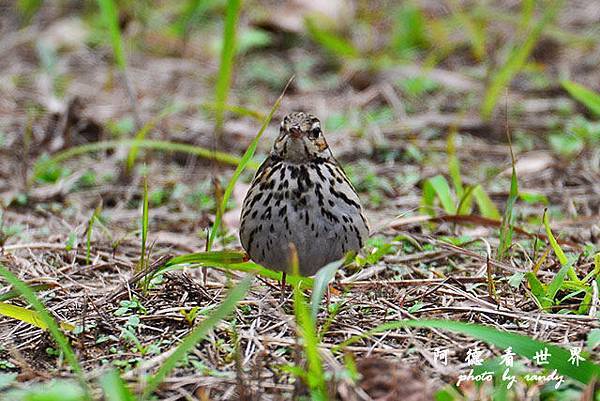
[239, 111, 369, 280]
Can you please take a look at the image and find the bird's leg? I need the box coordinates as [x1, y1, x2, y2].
[279, 272, 287, 304]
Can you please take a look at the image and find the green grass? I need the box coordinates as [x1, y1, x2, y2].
[290, 246, 329, 401]
[96, 0, 126, 71]
[85, 206, 101, 265]
[446, 0, 486, 61]
[214, 0, 242, 134]
[561, 80, 600, 117]
[139, 176, 149, 278]
[497, 132, 519, 260]
[305, 18, 359, 59]
[480, 1, 560, 120]
[162, 251, 313, 289]
[33, 139, 259, 180]
[100, 369, 136, 401]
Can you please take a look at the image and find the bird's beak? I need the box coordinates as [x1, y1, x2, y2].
[289, 127, 303, 139]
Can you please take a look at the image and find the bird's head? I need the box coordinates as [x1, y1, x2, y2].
[273, 112, 331, 163]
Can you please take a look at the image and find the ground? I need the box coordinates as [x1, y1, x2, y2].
[0, 1, 599, 400]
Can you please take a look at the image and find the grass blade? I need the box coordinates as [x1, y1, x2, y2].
[33, 139, 259, 179]
[96, 0, 140, 129]
[85, 206, 101, 265]
[310, 259, 344, 321]
[0, 283, 54, 302]
[139, 176, 149, 277]
[546, 262, 573, 301]
[126, 103, 186, 172]
[142, 275, 253, 398]
[100, 369, 136, 401]
[172, 0, 219, 38]
[561, 80, 600, 117]
[163, 253, 313, 289]
[472, 185, 501, 219]
[290, 245, 328, 401]
[498, 142, 519, 260]
[96, 0, 126, 71]
[214, 0, 242, 134]
[447, 0, 486, 61]
[334, 319, 600, 384]
[0, 302, 48, 329]
[206, 77, 292, 251]
[447, 131, 464, 199]
[543, 211, 579, 282]
[480, 2, 560, 119]
[165, 250, 248, 267]
[0, 264, 89, 398]
[305, 18, 358, 58]
[526, 272, 551, 309]
[421, 175, 456, 215]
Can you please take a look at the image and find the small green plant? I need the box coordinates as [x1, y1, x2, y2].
[114, 298, 146, 317]
[180, 306, 202, 325]
[421, 133, 500, 219]
[391, 2, 429, 58]
[85, 206, 101, 265]
[33, 154, 70, 184]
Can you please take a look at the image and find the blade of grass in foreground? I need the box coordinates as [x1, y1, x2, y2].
[290, 245, 328, 401]
[214, 0, 242, 134]
[0, 283, 54, 302]
[162, 252, 313, 289]
[333, 319, 600, 384]
[142, 275, 253, 398]
[0, 265, 89, 399]
[206, 76, 293, 251]
[310, 259, 344, 321]
[0, 302, 48, 330]
[100, 369, 136, 401]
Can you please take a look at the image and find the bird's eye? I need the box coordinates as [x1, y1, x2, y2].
[309, 127, 321, 139]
